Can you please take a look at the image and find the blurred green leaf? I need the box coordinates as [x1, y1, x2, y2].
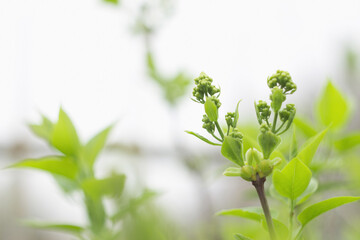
[334, 132, 360, 151]
[261, 218, 289, 240]
[103, 0, 119, 4]
[298, 196, 360, 227]
[221, 136, 244, 166]
[289, 126, 298, 160]
[10, 156, 78, 180]
[293, 117, 317, 138]
[272, 157, 312, 200]
[317, 81, 349, 130]
[29, 115, 54, 142]
[22, 220, 84, 235]
[233, 100, 241, 128]
[185, 131, 222, 146]
[82, 174, 126, 200]
[296, 178, 318, 205]
[234, 233, 253, 240]
[223, 167, 241, 177]
[84, 124, 114, 166]
[51, 108, 81, 156]
[205, 97, 218, 121]
[217, 208, 262, 221]
[297, 128, 328, 165]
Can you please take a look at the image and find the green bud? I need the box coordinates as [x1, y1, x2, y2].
[267, 70, 297, 94]
[258, 160, 273, 177]
[240, 165, 255, 181]
[202, 114, 215, 133]
[255, 100, 271, 124]
[270, 87, 286, 112]
[192, 72, 220, 103]
[258, 123, 281, 159]
[245, 148, 263, 166]
[230, 129, 243, 140]
[223, 167, 242, 177]
[225, 112, 236, 128]
[270, 157, 282, 167]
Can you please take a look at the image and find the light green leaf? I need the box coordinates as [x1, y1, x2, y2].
[317, 80, 349, 129]
[185, 131, 222, 146]
[293, 117, 317, 138]
[29, 115, 54, 142]
[221, 136, 244, 166]
[22, 220, 84, 235]
[217, 208, 262, 221]
[334, 132, 360, 151]
[297, 128, 328, 165]
[84, 124, 114, 166]
[258, 130, 281, 159]
[272, 158, 312, 199]
[223, 167, 241, 177]
[82, 174, 126, 200]
[10, 156, 78, 180]
[289, 126, 298, 160]
[51, 108, 81, 156]
[298, 196, 360, 227]
[103, 0, 119, 4]
[234, 233, 253, 240]
[296, 178, 318, 205]
[233, 100, 241, 128]
[205, 97, 218, 121]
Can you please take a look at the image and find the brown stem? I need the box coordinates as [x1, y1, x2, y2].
[252, 174, 277, 240]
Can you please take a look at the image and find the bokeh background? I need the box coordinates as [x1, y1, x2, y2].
[1, 0, 360, 239]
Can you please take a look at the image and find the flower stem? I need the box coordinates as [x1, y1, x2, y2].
[252, 174, 277, 240]
[215, 121, 224, 140]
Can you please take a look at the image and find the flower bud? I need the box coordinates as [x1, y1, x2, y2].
[258, 160, 273, 177]
[240, 165, 255, 181]
[245, 148, 263, 166]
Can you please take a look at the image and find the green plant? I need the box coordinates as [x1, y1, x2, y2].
[8, 109, 171, 240]
[187, 71, 360, 240]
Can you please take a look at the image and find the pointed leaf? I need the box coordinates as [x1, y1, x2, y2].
[233, 100, 241, 128]
[296, 178, 318, 205]
[293, 117, 317, 138]
[84, 124, 114, 166]
[10, 156, 78, 180]
[289, 126, 298, 160]
[334, 132, 360, 151]
[223, 167, 242, 177]
[221, 136, 244, 166]
[51, 108, 80, 156]
[185, 131, 222, 146]
[29, 115, 54, 142]
[297, 128, 328, 165]
[205, 97, 218, 121]
[234, 234, 253, 240]
[22, 220, 84, 235]
[217, 208, 262, 221]
[272, 158, 312, 199]
[317, 81, 349, 129]
[81, 174, 126, 200]
[298, 196, 360, 227]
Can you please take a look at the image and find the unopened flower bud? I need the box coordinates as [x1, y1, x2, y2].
[240, 165, 255, 181]
[258, 160, 273, 177]
[245, 148, 263, 166]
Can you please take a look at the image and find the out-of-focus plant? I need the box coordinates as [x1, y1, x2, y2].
[7, 109, 182, 240]
[187, 70, 360, 240]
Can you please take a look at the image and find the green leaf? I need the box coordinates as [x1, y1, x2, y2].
[234, 233, 253, 240]
[221, 136, 244, 166]
[289, 126, 298, 160]
[272, 157, 312, 200]
[51, 108, 81, 156]
[261, 218, 289, 240]
[296, 178, 318, 205]
[10, 156, 78, 180]
[81, 174, 126, 200]
[258, 130, 281, 159]
[293, 117, 317, 138]
[103, 0, 119, 4]
[185, 131, 222, 146]
[29, 115, 54, 142]
[22, 220, 84, 235]
[234, 100, 241, 128]
[84, 124, 114, 166]
[297, 128, 328, 165]
[223, 167, 241, 177]
[334, 132, 360, 151]
[217, 208, 262, 221]
[298, 196, 360, 227]
[317, 80, 349, 129]
[205, 97, 218, 121]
